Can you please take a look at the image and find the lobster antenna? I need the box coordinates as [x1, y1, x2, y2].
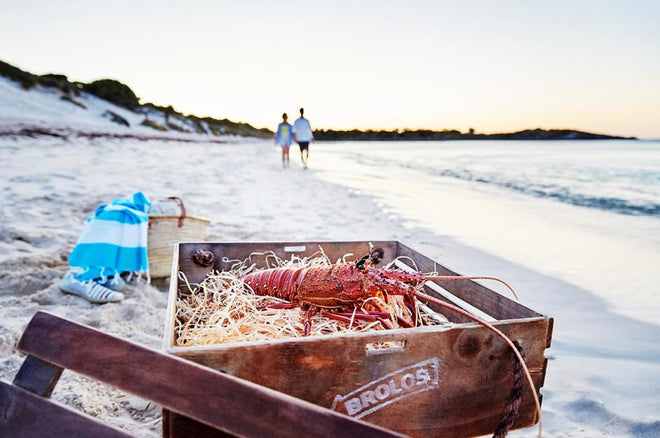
[415, 290, 542, 438]
[424, 275, 520, 300]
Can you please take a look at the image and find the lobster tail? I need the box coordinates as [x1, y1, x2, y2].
[243, 267, 307, 300]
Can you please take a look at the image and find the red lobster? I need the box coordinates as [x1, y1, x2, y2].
[243, 248, 542, 436]
[243, 248, 519, 333]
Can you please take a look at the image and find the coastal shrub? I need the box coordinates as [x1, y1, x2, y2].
[189, 117, 207, 134]
[142, 102, 178, 121]
[40, 74, 80, 95]
[82, 79, 139, 110]
[206, 122, 224, 136]
[0, 60, 37, 89]
[166, 122, 190, 133]
[203, 117, 272, 138]
[61, 95, 87, 109]
[0, 61, 86, 97]
[136, 101, 272, 138]
[140, 118, 167, 131]
[103, 110, 130, 127]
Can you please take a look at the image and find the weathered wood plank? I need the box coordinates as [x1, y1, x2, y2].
[18, 311, 404, 438]
[0, 380, 131, 438]
[164, 411, 237, 438]
[172, 319, 550, 437]
[13, 355, 63, 397]
[177, 241, 397, 285]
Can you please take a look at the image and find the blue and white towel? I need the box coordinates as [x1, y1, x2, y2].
[68, 192, 151, 282]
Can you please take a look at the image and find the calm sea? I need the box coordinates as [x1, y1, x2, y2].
[312, 140, 660, 325]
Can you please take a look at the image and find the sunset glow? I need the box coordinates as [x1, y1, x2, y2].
[2, 0, 659, 138]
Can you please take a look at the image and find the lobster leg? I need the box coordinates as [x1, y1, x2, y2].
[266, 302, 298, 310]
[256, 301, 298, 312]
[326, 311, 394, 330]
[402, 288, 419, 326]
[303, 307, 317, 336]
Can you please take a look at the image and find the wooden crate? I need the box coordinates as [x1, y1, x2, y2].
[164, 241, 553, 438]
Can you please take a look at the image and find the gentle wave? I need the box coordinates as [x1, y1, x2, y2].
[426, 166, 660, 217]
[350, 151, 660, 217]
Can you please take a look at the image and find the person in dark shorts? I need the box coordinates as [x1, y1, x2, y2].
[292, 107, 314, 169]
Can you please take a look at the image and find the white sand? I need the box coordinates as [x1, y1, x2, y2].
[0, 135, 418, 437]
[1, 79, 658, 437]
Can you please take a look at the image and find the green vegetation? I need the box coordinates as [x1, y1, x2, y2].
[82, 79, 139, 110]
[61, 95, 86, 109]
[1, 58, 273, 138]
[0, 60, 79, 95]
[103, 110, 130, 127]
[40, 74, 80, 95]
[313, 128, 635, 141]
[140, 119, 167, 131]
[202, 117, 271, 138]
[188, 116, 208, 134]
[0, 60, 40, 89]
[166, 122, 190, 133]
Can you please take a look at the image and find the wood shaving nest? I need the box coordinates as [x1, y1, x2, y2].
[174, 250, 450, 347]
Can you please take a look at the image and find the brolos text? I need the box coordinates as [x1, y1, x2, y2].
[331, 358, 440, 419]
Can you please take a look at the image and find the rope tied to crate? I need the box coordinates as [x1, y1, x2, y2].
[493, 340, 526, 438]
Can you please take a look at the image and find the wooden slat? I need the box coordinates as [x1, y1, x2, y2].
[176, 241, 398, 285]
[397, 241, 542, 320]
[18, 311, 404, 438]
[164, 411, 237, 438]
[13, 355, 63, 397]
[0, 380, 131, 438]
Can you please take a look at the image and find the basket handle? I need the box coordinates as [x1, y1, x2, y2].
[167, 196, 186, 228]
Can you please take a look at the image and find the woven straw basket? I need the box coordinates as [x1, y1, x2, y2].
[148, 197, 210, 278]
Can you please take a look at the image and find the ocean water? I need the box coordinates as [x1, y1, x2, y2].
[311, 140, 660, 326]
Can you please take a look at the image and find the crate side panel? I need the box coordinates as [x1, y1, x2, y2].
[177, 241, 398, 285]
[173, 319, 549, 438]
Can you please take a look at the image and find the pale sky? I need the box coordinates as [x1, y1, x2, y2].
[2, 0, 659, 138]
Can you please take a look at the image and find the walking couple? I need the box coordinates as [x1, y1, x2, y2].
[275, 108, 314, 169]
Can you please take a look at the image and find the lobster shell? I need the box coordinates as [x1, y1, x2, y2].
[244, 264, 368, 308]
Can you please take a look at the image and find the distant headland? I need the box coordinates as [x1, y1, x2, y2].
[313, 128, 636, 141]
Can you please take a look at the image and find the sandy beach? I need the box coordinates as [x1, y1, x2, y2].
[0, 134, 434, 437]
[3, 1, 659, 435]
[1, 130, 658, 437]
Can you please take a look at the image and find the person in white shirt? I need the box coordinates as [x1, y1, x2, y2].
[292, 107, 314, 169]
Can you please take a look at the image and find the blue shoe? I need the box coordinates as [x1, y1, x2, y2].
[60, 272, 124, 304]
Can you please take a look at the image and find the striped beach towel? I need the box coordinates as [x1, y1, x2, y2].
[68, 192, 151, 282]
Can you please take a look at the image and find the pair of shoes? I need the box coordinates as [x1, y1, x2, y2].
[60, 272, 124, 304]
[99, 274, 127, 291]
